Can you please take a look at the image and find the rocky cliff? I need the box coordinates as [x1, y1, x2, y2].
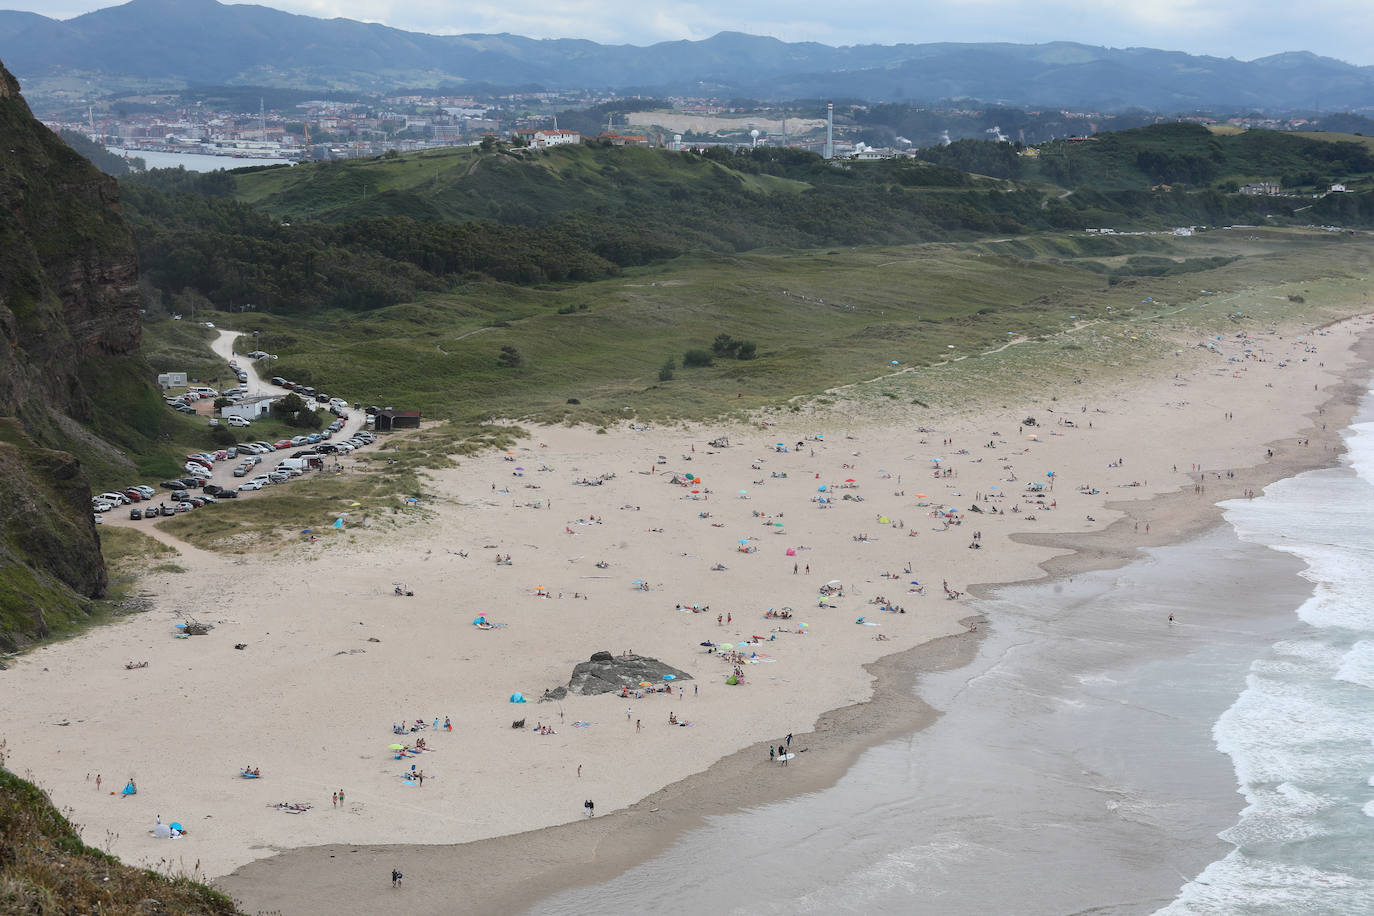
[0, 58, 142, 649]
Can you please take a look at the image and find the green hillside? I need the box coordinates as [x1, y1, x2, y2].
[1021, 123, 1374, 192]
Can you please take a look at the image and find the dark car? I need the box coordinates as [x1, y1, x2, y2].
[172, 489, 189, 502]
[216, 488, 239, 499]
[179, 477, 204, 489]
[187, 497, 206, 508]
[129, 507, 143, 520]
[202, 484, 225, 496]
[291, 449, 317, 458]
[160, 480, 184, 489]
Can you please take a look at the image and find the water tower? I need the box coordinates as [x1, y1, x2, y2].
[750, 128, 760, 149]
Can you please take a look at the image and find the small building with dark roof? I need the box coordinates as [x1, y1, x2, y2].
[374, 409, 421, 431]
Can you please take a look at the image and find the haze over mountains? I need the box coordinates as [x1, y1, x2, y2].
[1, 0, 1373, 110]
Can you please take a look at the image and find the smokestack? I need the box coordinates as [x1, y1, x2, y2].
[825, 102, 833, 159]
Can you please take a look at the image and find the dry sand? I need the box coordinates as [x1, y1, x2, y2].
[2, 313, 1371, 915]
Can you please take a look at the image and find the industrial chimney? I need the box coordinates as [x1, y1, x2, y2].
[825, 102, 833, 159]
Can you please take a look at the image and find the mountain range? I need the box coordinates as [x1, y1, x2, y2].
[1, 0, 1373, 110]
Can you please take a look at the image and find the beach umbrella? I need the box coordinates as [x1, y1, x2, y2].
[663, 674, 676, 680]
[915, 493, 926, 498]
[739, 489, 748, 495]
[827, 579, 842, 586]
[718, 643, 734, 650]
[389, 744, 406, 750]
[301, 528, 313, 534]
[738, 538, 749, 544]
[639, 681, 652, 687]
[818, 485, 828, 492]
[800, 623, 809, 628]
[773, 521, 784, 527]
[988, 485, 999, 490]
[845, 478, 856, 483]
[350, 501, 361, 507]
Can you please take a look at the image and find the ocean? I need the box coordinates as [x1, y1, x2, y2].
[530, 398, 1374, 914]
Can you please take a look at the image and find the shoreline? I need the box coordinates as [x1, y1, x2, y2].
[216, 319, 1374, 915]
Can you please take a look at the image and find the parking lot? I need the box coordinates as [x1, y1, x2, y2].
[93, 329, 378, 529]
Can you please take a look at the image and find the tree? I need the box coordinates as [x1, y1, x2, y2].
[658, 357, 676, 381]
[497, 345, 525, 368]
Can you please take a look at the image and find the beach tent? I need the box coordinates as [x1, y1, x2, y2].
[509, 692, 526, 703]
[877, 516, 891, 524]
[122, 782, 137, 796]
[332, 517, 344, 529]
[472, 615, 487, 626]
[725, 675, 740, 685]
[786, 548, 797, 556]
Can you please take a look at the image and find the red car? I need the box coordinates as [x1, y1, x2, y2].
[274, 439, 292, 450]
[122, 488, 144, 501]
[185, 456, 213, 470]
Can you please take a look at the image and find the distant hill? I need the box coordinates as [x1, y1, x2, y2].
[2, 0, 1374, 109]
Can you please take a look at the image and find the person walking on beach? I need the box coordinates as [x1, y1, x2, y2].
[332, 791, 338, 808]
[95, 774, 101, 792]
[786, 732, 792, 748]
[337, 789, 345, 807]
[770, 746, 775, 762]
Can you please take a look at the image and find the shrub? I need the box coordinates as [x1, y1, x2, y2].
[659, 357, 677, 381]
[497, 345, 526, 368]
[683, 349, 714, 368]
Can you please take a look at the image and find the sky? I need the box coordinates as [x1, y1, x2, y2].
[7, 0, 1374, 66]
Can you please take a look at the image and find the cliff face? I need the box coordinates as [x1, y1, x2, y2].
[0, 58, 142, 649]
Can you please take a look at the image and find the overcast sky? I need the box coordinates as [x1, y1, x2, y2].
[9, 0, 1374, 65]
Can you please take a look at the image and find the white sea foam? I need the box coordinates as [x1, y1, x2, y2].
[1164, 394, 1374, 914]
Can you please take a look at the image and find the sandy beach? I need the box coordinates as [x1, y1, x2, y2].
[2, 310, 1371, 914]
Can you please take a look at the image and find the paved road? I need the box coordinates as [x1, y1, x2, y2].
[100, 328, 372, 540]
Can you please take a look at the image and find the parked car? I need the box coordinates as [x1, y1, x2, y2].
[175, 405, 197, 414]
[122, 488, 144, 501]
[175, 502, 193, 513]
[216, 489, 238, 499]
[233, 466, 250, 477]
[273, 440, 292, 450]
[133, 485, 156, 499]
[160, 480, 184, 489]
[227, 416, 251, 427]
[161, 505, 178, 517]
[237, 480, 265, 491]
[290, 436, 309, 446]
[178, 477, 204, 489]
[98, 491, 130, 505]
[92, 500, 116, 513]
[129, 507, 143, 520]
[187, 497, 206, 508]
[202, 484, 225, 496]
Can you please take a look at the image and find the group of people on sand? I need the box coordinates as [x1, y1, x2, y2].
[241, 765, 261, 777]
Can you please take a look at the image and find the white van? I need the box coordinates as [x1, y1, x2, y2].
[187, 385, 219, 398]
[226, 416, 251, 427]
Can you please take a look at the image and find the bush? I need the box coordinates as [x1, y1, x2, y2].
[682, 349, 714, 368]
[210, 425, 237, 445]
[497, 345, 526, 369]
[659, 357, 677, 381]
[736, 341, 758, 360]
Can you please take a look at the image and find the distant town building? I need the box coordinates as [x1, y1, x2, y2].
[532, 129, 581, 148]
[1239, 182, 1281, 196]
[220, 395, 277, 421]
[157, 372, 188, 389]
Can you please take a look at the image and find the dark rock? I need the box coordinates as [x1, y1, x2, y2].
[537, 686, 568, 703]
[568, 653, 692, 696]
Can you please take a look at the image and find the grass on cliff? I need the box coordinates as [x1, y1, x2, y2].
[0, 763, 242, 915]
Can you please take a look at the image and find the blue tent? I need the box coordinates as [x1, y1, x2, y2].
[509, 692, 526, 703]
[473, 615, 487, 625]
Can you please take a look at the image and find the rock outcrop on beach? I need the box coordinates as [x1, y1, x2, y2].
[0, 57, 142, 649]
[567, 650, 693, 696]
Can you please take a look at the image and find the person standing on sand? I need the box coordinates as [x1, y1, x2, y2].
[95, 774, 101, 791]
[332, 791, 338, 808]
[338, 789, 345, 807]
[770, 746, 775, 762]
